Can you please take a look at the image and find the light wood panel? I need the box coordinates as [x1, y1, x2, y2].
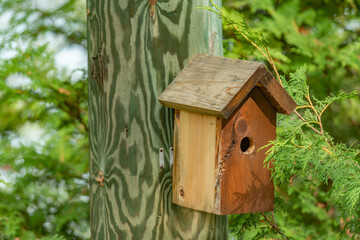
[173, 110, 218, 213]
[87, 0, 227, 239]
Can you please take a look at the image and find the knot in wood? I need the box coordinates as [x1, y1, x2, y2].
[96, 170, 105, 186]
[179, 187, 185, 197]
[148, 0, 158, 5]
[91, 44, 108, 92]
[148, 0, 158, 17]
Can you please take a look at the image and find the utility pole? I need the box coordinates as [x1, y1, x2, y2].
[87, 0, 227, 238]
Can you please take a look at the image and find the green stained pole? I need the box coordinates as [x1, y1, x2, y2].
[87, 0, 226, 239]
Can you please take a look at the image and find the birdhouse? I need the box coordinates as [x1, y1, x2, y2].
[158, 54, 297, 215]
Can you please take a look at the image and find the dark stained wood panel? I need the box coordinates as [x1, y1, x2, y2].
[258, 72, 297, 115]
[217, 87, 275, 215]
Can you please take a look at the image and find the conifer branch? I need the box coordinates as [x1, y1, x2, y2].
[262, 213, 288, 239]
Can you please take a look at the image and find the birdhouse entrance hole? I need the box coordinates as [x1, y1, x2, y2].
[240, 137, 255, 154]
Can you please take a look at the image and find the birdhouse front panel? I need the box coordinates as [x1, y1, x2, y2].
[216, 87, 276, 215]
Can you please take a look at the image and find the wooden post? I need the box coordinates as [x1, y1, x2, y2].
[87, 0, 227, 239]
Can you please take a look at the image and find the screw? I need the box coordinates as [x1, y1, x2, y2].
[170, 147, 174, 168]
[159, 148, 164, 169]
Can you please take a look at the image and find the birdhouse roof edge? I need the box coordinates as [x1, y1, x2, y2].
[158, 54, 297, 117]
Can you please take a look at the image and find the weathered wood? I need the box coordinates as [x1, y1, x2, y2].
[218, 87, 275, 214]
[258, 72, 297, 115]
[172, 87, 275, 215]
[158, 54, 261, 118]
[158, 54, 297, 118]
[87, 0, 227, 239]
[173, 110, 218, 213]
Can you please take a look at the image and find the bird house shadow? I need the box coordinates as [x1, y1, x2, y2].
[231, 170, 274, 214]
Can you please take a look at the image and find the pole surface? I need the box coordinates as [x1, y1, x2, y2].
[87, 0, 226, 239]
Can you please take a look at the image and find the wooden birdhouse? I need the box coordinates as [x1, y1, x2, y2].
[158, 54, 297, 215]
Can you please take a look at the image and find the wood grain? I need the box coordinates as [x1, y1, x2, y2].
[173, 88, 275, 215]
[159, 54, 296, 118]
[218, 87, 275, 214]
[87, 0, 227, 239]
[158, 54, 261, 118]
[173, 110, 218, 213]
[258, 72, 297, 115]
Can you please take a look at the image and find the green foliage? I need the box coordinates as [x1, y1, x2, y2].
[267, 66, 360, 216]
[1, 0, 359, 239]
[222, 0, 360, 144]
[0, 0, 89, 239]
[40, 234, 66, 240]
[206, 1, 360, 239]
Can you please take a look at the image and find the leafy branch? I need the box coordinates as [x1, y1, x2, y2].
[262, 212, 288, 239]
[203, 1, 360, 238]
[200, 0, 282, 86]
[203, 0, 358, 140]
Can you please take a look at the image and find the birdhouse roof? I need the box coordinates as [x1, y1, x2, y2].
[158, 54, 297, 118]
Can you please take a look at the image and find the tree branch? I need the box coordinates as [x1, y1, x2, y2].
[262, 212, 288, 239]
[294, 110, 322, 135]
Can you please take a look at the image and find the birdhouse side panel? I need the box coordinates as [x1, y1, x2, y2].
[217, 87, 276, 215]
[172, 110, 219, 213]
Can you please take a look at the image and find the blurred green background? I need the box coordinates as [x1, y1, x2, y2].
[0, 0, 89, 239]
[0, 0, 359, 239]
